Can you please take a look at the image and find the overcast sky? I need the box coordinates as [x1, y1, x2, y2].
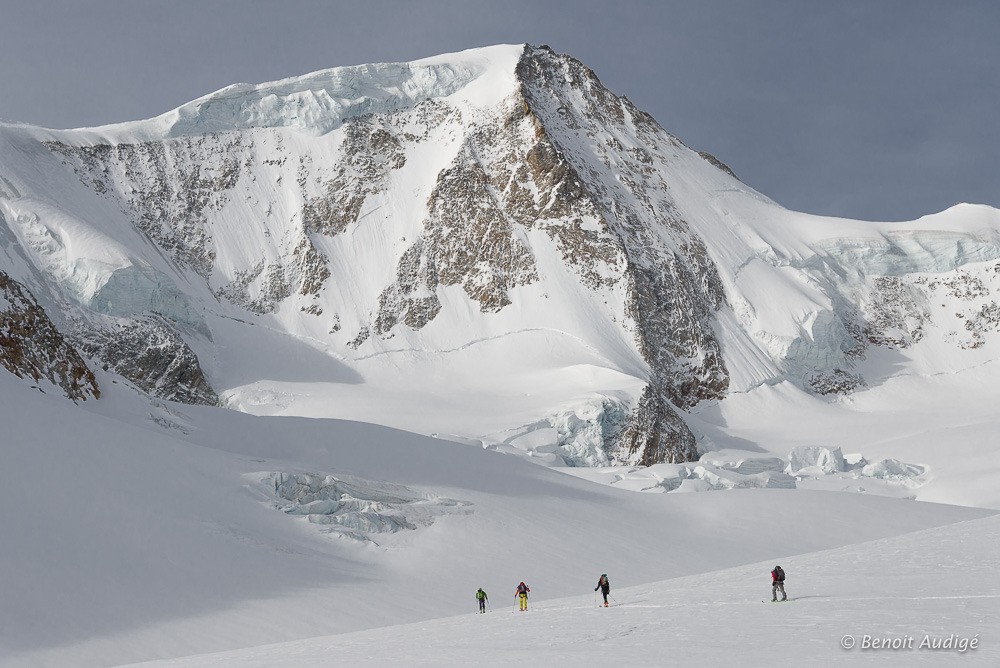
[3, 0, 997, 221]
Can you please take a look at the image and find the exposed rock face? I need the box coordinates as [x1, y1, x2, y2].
[47, 135, 334, 309]
[368, 141, 543, 339]
[0, 272, 99, 400]
[374, 239, 442, 336]
[862, 276, 929, 348]
[46, 136, 243, 278]
[302, 121, 407, 237]
[76, 317, 218, 405]
[420, 148, 540, 312]
[516, 46, 730, 463]
[216, 260, 292, 315]
[615, 386, 698, 465]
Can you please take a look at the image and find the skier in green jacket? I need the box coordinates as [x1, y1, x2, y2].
[476, 587, 488, 613]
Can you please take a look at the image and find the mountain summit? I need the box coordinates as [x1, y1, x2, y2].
[2, 44, 1000, 466]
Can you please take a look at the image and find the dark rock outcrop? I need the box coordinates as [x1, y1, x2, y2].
[77, 318, 217, 406]
[0, 272, 99, 401]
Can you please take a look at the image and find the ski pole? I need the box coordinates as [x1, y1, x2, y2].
[609, 593, 618, 605]
[594, 591, 597, 607]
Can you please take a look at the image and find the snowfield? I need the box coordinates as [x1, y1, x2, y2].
[120, 515, 1000, 668]
[0, 372, 996, 667]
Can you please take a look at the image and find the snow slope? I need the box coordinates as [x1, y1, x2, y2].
[120, 514, 1000, 667]
[0, 372, 992, 668]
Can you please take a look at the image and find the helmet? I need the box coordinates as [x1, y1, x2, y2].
[519, 581, 525, 585]
[601, 573, 607, 577]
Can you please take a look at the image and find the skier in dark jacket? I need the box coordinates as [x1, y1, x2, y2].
[595, 573, 611, 607]
[475, 587, 488, 613]
[771, 565, 787, 602]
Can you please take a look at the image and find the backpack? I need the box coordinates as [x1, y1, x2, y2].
[517, 583, 528, 595]
[773, 567, 785, 582]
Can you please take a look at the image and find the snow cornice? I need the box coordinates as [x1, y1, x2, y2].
[52, 44, 528, 142]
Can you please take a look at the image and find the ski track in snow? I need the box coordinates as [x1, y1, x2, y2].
[349, 325, 627, 368]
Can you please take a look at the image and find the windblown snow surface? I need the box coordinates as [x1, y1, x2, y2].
[1, 45, 999, 667]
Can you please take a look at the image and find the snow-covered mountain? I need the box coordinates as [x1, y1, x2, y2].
[3, 43, 1000, 668]
[3, 43, 1000, 471]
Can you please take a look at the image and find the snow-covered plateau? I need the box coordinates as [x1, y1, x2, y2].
[1, 44, 999, 667]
